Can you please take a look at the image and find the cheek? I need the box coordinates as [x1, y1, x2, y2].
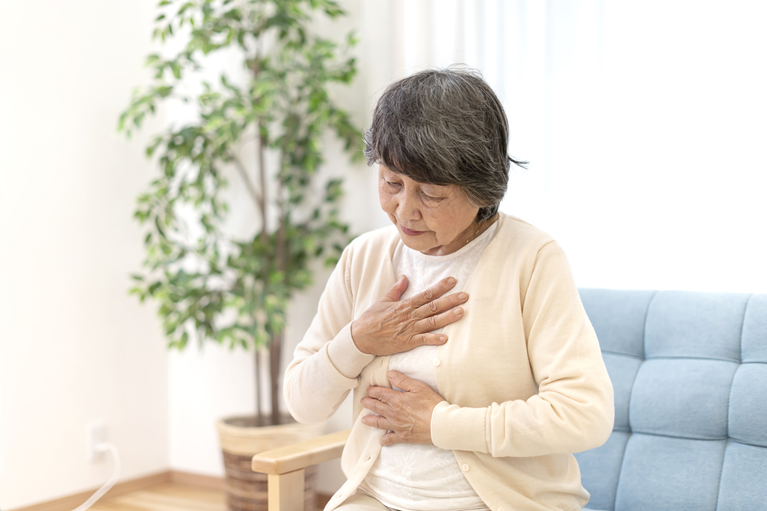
[378, 187, 395, 214]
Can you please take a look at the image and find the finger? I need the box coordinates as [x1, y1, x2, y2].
[360, 396, 386, 416]
[387, 370, 423, 392]
[408, 332, 448, 349]
[414, 305, 465, 333]
[381, 431, 400, 447]
[381, 275, 408, 302]
[412, 291, 469, 320]
[407, 277, 457, 308]
[361, 413, 394, 431]
[366, 386, 399, 405]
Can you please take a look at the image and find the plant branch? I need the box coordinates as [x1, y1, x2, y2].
[258, 122, 268, 234]
[229, 151, 264, 214]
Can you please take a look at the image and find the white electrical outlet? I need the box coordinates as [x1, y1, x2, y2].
[86, 420, 107, 461]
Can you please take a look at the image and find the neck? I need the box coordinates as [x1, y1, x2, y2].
[466, 213, 498, 245]
[419, 213, 500, 256]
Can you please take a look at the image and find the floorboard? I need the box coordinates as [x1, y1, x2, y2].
[90, 483, 331, 511]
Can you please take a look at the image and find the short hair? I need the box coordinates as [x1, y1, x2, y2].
[364, 66, 527, 221]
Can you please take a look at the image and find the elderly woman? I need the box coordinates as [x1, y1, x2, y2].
[284, 67, 614, 511]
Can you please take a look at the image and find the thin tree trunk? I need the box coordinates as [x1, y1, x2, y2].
[257, 120, 272, 425]
[269, 331, 282, 424]
[255, 349, 263, 427]
[271, 163, 289, 425]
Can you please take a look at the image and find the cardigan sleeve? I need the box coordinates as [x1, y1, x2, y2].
[431, 241, 614, 457]
[283, 241, 375, 425]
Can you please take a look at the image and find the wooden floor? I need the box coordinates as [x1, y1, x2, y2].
[91, 483, 227, 511]
[89, 483, 331, 511]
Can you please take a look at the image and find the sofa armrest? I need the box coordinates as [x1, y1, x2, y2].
[251, 429, 349, 511]
[252, 429, 350, 475]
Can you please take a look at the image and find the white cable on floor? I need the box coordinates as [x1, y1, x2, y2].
[72, 442, 121, 511]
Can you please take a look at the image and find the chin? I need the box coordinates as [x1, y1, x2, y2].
[398, 234, 424, 248]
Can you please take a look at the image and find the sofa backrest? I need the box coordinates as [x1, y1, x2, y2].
[575, 289, 767, 511]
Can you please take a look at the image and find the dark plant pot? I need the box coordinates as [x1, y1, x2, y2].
[217, 414, 326, 511]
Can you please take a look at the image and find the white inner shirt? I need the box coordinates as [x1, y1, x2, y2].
[359, 221, 498, 511]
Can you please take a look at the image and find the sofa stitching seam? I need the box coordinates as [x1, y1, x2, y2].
[613, 290, 657, 511]
[738, 294, 753, 363]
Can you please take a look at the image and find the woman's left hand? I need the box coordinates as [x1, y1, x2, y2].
[361, 371, 446, 446]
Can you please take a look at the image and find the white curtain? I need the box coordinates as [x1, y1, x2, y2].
[360, 0, 767, 293]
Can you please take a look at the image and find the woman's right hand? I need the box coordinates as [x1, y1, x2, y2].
[350, 275, 469, 356]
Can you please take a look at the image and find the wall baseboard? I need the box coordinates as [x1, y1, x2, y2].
[7, 470, 332, 511]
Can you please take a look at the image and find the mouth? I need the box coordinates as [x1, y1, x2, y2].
[400, 225, 426, 236]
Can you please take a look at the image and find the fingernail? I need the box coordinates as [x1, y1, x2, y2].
[458, 292, 468, 300]
[454, 307, 463, 315]
[439, 335, 447, 342]
[388, 370, 397, 378]
[447, 277, 456, 285]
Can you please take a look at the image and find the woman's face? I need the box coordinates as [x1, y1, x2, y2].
[378, 164, 480, 256]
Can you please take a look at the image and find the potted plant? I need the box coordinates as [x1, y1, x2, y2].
[118, 0, 362, 509]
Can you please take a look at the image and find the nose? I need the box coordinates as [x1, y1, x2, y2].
[396, 190, 421, 222]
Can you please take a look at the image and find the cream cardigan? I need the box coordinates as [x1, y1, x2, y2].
[284, 213, 614, 511]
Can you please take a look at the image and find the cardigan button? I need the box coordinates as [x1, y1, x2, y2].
[433, 358, 441, 367]
[461, 463, 470, 472]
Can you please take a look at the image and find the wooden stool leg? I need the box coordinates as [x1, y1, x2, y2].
[268, 469, 305, 511]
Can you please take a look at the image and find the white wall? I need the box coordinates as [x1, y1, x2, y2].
[0, 1, 170, 508]
[499, 1, 767, 294]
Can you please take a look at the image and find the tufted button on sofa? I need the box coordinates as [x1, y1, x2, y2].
[575, 289, 767, 511]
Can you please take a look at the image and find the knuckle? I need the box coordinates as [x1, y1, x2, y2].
[427, 316, 438, 328]
[428, 300, 438, 312]
[422, 288, 434, 301]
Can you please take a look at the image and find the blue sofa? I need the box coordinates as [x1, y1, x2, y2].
[575, 289, 767, 511]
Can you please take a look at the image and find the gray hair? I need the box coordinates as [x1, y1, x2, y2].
[364, 66, 527, 222]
